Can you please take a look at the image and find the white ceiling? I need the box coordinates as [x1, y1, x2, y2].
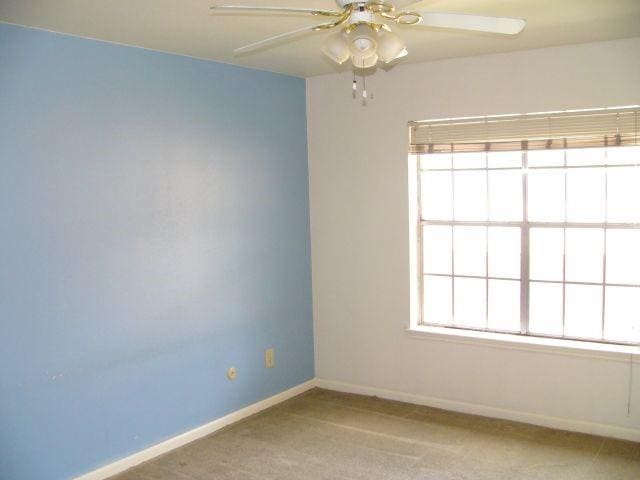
[2, 0, 639, 78]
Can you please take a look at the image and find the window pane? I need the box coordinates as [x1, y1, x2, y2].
[604, 286, 640, 343]
[528, 149, 565, 167]
[488, 151, 522, 169]
[530, 228, 564, 281]
[606, 230, 640, 285]
[488, 279, 520, 332]
[453, 226, 486, 276]
[529, 282, 563, 336]
[528, 169, 565, 222]
[566, 147, 605, 166]
[566, 168, 605, 222]
[607, 167, 640, 223]
[565, 228, 604, 283]
[423, 275, 452, 325]
[565, 284, 602, 340]
[606, 146, 640, 165]
[421, 171, 453, 220]
[423, 226, 452, 275]
[454, 277, 486, 328]
[454, 152, 486, 169]
[454, 171, 487, 220]
[489, 170, 522, 221]
[417, 145, 640, 344]
[488, 227, 520, 279]
[420, 153, 452, 170]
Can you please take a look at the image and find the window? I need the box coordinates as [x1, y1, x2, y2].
[409, 107, 640, 345]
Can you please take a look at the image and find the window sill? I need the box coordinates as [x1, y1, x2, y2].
[406, 325, 640, 362]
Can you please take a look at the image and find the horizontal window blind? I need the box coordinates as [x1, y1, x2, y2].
[410, 106, 639, 154]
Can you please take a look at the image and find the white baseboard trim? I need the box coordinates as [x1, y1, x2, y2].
[315, 378, 640, 442]
[74, 378, 317, 480]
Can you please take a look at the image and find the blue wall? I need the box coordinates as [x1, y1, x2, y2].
[0, 23, 313, 480]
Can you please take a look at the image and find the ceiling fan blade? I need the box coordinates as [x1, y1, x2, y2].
[410, 12, 526, 35]
[234, 25, 319, 54]
[210, 5, 341, 16]
[393, 1, 424, 8]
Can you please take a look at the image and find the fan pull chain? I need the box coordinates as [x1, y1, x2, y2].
[350, 60, 373, 103]
[362, 59, 367, 99]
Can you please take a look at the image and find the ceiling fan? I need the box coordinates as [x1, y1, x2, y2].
[210, 1, 526, 69]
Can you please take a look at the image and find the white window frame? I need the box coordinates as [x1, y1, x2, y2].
[409, 145, 640, 348]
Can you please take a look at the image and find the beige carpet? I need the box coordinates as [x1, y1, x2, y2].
[110, 388, 640, 479]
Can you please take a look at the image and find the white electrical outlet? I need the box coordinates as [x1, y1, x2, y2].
[227, 367, 237, 380]
[265, 348, 275, 369]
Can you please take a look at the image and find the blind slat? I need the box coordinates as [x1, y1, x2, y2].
[410, 107, 639, 153]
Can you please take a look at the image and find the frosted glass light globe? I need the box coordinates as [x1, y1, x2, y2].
[322, 32, 350, 64]
[351, 52, 379, 69]
[377, 30, 407, 63]
[348, 25, 377, 58]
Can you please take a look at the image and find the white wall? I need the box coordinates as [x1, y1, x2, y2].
[307, 37, 640, 438]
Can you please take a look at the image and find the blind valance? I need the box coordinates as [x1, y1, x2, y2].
[410, 106, 639, 154]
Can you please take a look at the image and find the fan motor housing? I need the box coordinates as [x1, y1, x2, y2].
[336, 1, 395, 14]
[336, 1, 364, 8]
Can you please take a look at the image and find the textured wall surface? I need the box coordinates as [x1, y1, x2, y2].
[0, 23, 313, 480]
[307, 38, 640, 436]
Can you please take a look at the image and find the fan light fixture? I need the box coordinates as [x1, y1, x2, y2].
[321, 24, 407, 68]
